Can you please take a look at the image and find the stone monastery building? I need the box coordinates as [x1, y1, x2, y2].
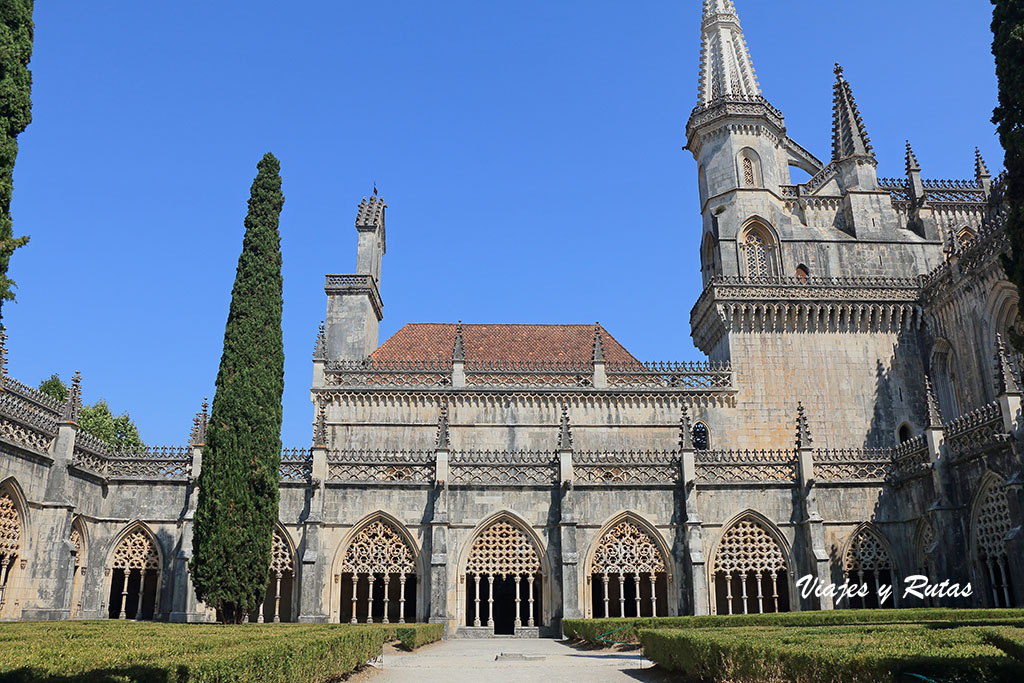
[1, 0, 1023, 635]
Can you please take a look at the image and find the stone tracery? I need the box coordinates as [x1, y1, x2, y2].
[590, 521, 667, 618]
[465, 520, 542, 632]
[109, 529, 160, 620]
[0, 491, 20, 616]
[975, 478, 1013, 607]
[341, 520, 416, 624]
[711, 518, 788, 615]
[843, 527, 895, 608]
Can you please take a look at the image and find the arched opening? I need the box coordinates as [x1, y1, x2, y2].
[588, 519, 669, 618]
[931, 341, 961, 420]
[692, 421, 711, 450]
[107, 527, 160, 620]
[737, 148, 763, 188]
[251, 527, 295, 623]
[795, 264, 809, 283]
[740, 222, 779, 279]
[0, 489, 22, 619]
[711, 516, 790, 615]
[898, 423, 913, 444]
[957, 227, 977, 250]
[700, 232, 721, 286]
[340, 519, 417, 624]
[464, 519, 543, 635]
[913, 519, 936, 607]
[69, 519, 86, 618]
[842, 526, 896, 609]
[990, 286, 1024, 394]
[973, 476, 1015, 607]
[788, 164, 811, 185]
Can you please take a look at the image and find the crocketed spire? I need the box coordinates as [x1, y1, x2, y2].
[905, 141, 921, 174]
[975, 147, 990, 180]
[995, 334, 1021, 396]
[592, 323, 605, 363]
[796, 402, 812, 449]
[924, 376, 943, 429]
[452, 321, 465, 362]
[558, 404, 573, 451]
[697, 0, 761, 105]
[679, 404, 694, 451]
[831, 64, 874, 162]
[436, 402, 450, 450]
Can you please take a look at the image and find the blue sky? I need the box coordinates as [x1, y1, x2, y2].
[6, 1, 1000, 447]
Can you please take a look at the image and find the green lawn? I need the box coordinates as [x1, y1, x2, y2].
[0, 621, 443, 682]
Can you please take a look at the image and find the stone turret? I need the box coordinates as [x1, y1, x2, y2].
[323, 194, 387, 361]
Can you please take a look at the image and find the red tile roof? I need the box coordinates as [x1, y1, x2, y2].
[370, 324, 638, 364]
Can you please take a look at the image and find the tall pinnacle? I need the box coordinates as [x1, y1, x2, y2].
[698, 0, 761, 106]
[831, 64, 874, 162]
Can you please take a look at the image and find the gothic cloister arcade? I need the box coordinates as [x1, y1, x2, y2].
[69, 517, 86, 618]
[0, 484, 23, 619]
[971, 474, 1016, 608]
[842, 524, 897, 609]
[585, 515, 671, 619]
[461, 515, 547, 635]
[334, 515, 419, 624]
[709, 513, 791, 615]
[251, 526, 296, 623]
[106, 524, 161, 620]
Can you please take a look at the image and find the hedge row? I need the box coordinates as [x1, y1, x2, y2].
[0, 621, 440, 682]
[381, 623, 445, 651]
[563, 608, 1024, 646]
[638, 624, 1024, 683]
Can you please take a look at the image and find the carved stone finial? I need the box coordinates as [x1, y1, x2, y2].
[796, 402, 812, 449]
[313, 321, 327, 361]
[558, 404, 573, 451]
[190, 397, 209, 445]
[975, 147, 991, 179]
[313, 400, 328, 447]
[679, 403, 694, 451]
[436, 402, 450, 450]
[452, 321, 465, 362]
[924, 376, 943, 428]
[62, 370, 82, 423]
[905, 140, 921, 175]
[833, 62, 844, 78]
[592, 323, 605, 363]
[995, 334, 1021, 396]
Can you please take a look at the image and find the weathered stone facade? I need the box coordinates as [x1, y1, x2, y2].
[1, 0, 1023, 634]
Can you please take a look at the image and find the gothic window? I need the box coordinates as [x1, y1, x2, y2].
[692, 422, 710, 450]
[464, 520, 542, 634]
[69, 521, 85, 618]
[991, 288, 1024, 395]
[974, 478, 1015, 608]
[741, 225, 777, 279]
[843, 527, 895, 609]
[701, 232, 720, 286]
[742, 158, 755, 187]
[589, 521, 668, 618]
[898, 423, 912, 444]
[0, 491, 20, 618]
[737, 149, 762, 188]
[108, 528, 160, 620]
[712, 517, 789, 615]
[340, 520, 417, 624]
[253, 529, 296, 623]
[795, 264, 809, 283]
[931, 341, 961, 420]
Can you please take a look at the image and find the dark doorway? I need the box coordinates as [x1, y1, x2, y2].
[492, 576, 516, 635]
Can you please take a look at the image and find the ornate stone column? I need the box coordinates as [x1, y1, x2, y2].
[679, 405, 708, 615]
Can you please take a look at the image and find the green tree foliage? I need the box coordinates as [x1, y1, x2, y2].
[37, 373, 67, 403]
[0, 0, 34, 316]
[190, 153, 285, 623]
[78, 400, 145, 452]
[993, 0, 1024, 349]
[37, 374, 145, 451]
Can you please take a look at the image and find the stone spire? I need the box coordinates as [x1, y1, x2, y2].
[975, 147, 990, 179]
[697, 0, 761, 106]
[558, 404, 573, 451]
[905, 141, 920, 174]
[592, 323, 604, 363]
[924, 376, 943, 428]
[436, 402, 450, 451]
[995, 334, 1021, 396]
[312, 321, 327, 361]
[313, 400, 328, 447]
[831, 64, 874, 162]
[452, 321, 465, 362]
[796, 402, 812, 449]
[190, 397, 209, 446]
[62, 371, 82, 423]
[679, 403, 694, 451]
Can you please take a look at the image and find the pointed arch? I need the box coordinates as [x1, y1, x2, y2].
[458, 510, 550, 635]
[969, 473, 1015, 607]
[739, 218, 780, 279]
[841, 523, 897, 609]
[737, 147, 763, 188]
[692, 421, 711, 450]
[930, 338, 962, 420]
[105, 522, 163, 620]
[913, 516, 936, 604]
[708, 510, 792, 615]
[584, 511, 673, 619]
[253, 523, 298, 624]
[0, 478, 26, 619]
[331, 511, 422, 625]
[69, 516, 88, 618]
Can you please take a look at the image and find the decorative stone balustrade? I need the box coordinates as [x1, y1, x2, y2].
[814, 448, 894, 482]
[944, 401, 1007, 460]
[575, 451, 678, 485]
[449, 451, 557, 486]
[695, 449, 797, 484]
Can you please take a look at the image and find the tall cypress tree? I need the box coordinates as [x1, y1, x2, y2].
[0, 0, 34, 319]
[993, 0, 1024, 348]
[191, 154, 285, 623]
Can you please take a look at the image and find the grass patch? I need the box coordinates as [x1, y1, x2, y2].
[563, 608, 1024, 646]
[638, 624, 1024, 683]
[0, 620, 442, 682]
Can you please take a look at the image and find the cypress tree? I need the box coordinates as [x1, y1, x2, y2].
[993, 0, 1024, 348]
[0, 0, 34, 319]
[190, 154, 285, 623]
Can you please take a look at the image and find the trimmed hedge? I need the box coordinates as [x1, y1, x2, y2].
[563, 608, 1024, 646]
[381, 623, 445, 651]
[0, 621, 440, 682]
[638, 625, 1024, 683]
